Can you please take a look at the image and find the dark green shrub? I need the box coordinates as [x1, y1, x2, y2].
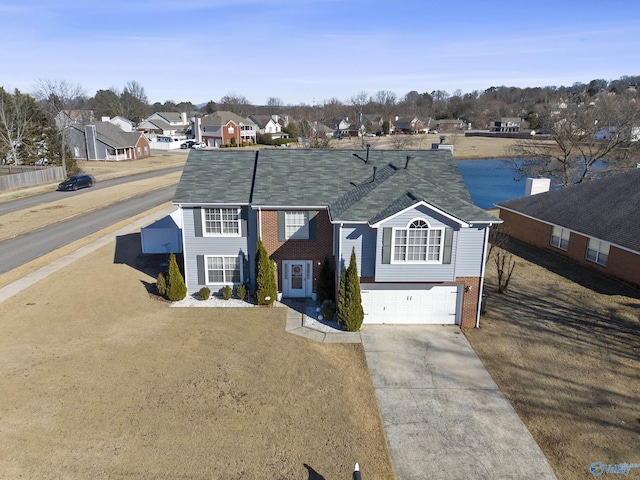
[199, 286, 211, 300]
[321, 299, 336, 322]
[337, 248, 364, 332]
[156, 272, 167, 297]
[236, 284, 247, 301]
[317, 257, 334, 302]
[255, 238, 277, 305]
[166, 253, 187, 301]
[221, 285, 232, 300]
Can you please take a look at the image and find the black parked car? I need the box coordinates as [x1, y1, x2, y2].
[57, 173, 95, 191]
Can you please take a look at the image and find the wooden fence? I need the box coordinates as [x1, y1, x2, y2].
[0, 166, 66, 191]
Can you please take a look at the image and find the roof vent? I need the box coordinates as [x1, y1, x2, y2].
[372, 166, 377, 182]
[366, 143, 370, 163]
[404, 156, 411, 169]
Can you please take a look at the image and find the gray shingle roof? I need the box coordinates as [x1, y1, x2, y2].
[173, 149, 499, 224]
[77, 121, 142, 149]
[201, 111, 255, 127]
[497, 168, 640, 252]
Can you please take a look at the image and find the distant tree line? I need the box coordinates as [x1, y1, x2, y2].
[1, 75, 638, 177]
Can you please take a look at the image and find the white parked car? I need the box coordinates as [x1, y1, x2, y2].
[190, 142, 206, 149]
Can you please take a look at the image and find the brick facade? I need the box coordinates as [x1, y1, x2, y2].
[452, 277, 481, 328]
[499, 208, 640, 288]
[260, 209, 334, 293]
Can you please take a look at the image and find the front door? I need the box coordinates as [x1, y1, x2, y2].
[283, 260, 312, 298]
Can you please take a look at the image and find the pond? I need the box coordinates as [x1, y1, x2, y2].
[456, 159, 526, 209]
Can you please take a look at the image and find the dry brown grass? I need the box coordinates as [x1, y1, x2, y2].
[331, 133, 522, 159]
[0, 234, 395, 479]
[466, 239, 640, 480]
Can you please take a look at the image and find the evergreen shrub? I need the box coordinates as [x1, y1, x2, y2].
[199, 286, 210, 300]
[236, 284, 247, 301]
[221, 285, 232, 300]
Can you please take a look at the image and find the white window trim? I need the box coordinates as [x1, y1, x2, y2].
[390, 218, 445, 264]
[550, 226, 570, 251]
[204, 255, 243, 285]
[586, 238, 610, 267]
[202, 207, 241, 237]
[285, 211, 310, 240]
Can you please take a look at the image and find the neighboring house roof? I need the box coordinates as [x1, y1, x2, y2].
[174, 149, 498, 225]
[248, 115, 275, 129]
[153, 112, 185, 124]
[201, 111, 256, 127]
[497, 169, 640, 252]
[78, 121, 145, 149]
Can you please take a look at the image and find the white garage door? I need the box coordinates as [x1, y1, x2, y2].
[360, 284, 459, 325]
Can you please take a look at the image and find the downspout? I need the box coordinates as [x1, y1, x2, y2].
[476, 225, 490, 328]
[337, 223, 343, 287]
[258, 207, 262, 239]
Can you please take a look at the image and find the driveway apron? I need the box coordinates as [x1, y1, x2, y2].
[361, 325, 557, 480]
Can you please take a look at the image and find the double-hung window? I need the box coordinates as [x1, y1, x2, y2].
[206, 256, 241, 283]
[203, 208, 239, 236]
[550, 226, 570, 250]
[285, 211, 309, 239]
[393, 219, 443, 263]
[586, 239, 610, 266]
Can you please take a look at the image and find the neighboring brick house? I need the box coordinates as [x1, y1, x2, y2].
[66, 121, 151, 161]
[173, 149, 501, 328]
[497, 169, 640, 288]
[196, 111, 257, 147]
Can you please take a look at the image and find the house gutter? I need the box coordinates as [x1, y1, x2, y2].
[337, 223, 343, 280]
[476, 225, 490, 329]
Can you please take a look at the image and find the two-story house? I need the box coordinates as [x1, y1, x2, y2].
[196, 111, 257, 147]
[136, 112, 191, 148]
[173, 149, 500, 328]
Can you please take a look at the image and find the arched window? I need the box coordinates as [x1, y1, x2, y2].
[393, 218, 443, 263]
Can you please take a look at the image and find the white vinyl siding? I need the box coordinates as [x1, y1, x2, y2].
[203, 208, 240, 236]
[285, 211, 309, 239]
[206, 255, 241, 284]
[550, 226, 570, 250]
[586, 239, 610, 266]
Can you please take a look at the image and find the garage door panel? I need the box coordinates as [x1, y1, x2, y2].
[361, 285, 459, 325]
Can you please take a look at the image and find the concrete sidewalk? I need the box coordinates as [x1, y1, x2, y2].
[361, 325, 557, 480]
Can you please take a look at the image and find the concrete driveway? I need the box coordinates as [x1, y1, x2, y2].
[361, 325, 557, 480]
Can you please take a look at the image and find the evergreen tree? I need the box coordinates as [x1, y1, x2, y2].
[336, 266, 347, 327]
[317, 256, 335, 302]
[255, 238, 277, 305]
[166, 253, 187, 301]
[337, 248, 364, 332]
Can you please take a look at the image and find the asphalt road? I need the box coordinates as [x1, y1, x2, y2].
[0, 167, 183, 215]
[0, 185, 176, 275]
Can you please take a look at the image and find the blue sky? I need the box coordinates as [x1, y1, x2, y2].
[1, 0, 638, 106]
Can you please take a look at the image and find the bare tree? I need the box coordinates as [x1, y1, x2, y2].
[266, 97, 283, 115]
[0, 88, 34, 164]
[508, 94, 640, 186]
[348, 91, 370, 124]
[494, 249, 516, 293]
[389, 134, 414, 149]
[220, 93, 253, 117]
[121, 80, 150, 122]
[33, 79, 87, 173]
